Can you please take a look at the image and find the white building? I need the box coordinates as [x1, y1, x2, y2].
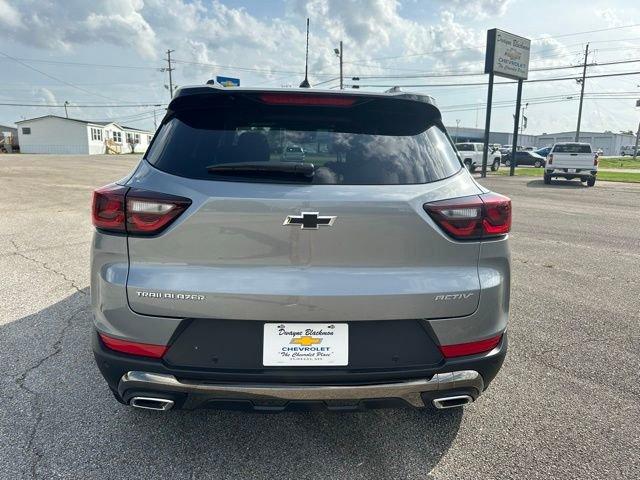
[16, 115, 154, 155]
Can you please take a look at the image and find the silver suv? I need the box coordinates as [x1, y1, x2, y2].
[91, 86, 511, 412]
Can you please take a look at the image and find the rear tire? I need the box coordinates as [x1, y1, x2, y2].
[505, 159, 511, 167]
[464, 159, 475, 172]
[544, 174, 551, 184]
[491, 159, 500, 172]
[534, 160, 542, 168]
[587, 177, 596, 187]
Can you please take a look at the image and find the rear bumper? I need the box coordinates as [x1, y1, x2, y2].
[546, 168, 597, 178]
[93, 330, 507, 411]
[118, 369, 483, 410]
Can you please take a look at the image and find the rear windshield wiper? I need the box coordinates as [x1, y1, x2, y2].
[206, 162, 315, 180]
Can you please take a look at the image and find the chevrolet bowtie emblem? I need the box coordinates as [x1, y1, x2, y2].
[290, 336, 322, 346]
[283, 212, 336, 230]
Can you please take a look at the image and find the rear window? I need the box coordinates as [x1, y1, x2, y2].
[553, 144, 592, 153]
[456, 143, 474, 151]
[145, 96, 461, 185]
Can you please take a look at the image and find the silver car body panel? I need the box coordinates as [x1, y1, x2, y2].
[91, 160, 509, 347]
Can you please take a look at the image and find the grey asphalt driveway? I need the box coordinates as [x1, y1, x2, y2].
[1, 155, 638, 479]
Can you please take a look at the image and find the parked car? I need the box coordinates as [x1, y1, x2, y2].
[620, 145, 638, 156]
[502, 150, 546, 168]
[283, 145, 305, 161]
[545, 142, 598, 186]
[91, 86, 511, 412]
[535, 146, 551, 158]
[455, 142, 501, 172]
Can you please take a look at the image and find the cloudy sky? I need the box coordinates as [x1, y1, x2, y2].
[1, 0, 639, 135]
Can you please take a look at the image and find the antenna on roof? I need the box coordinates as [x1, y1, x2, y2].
[299, 18, 311, 88]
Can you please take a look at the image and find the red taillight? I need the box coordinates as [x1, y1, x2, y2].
[92, 186, 191, 236]
[258, 93, 356, 107]
[439, 334, 502, 358]
[548, 154, 553, 165]
[99, 333, 168, 358]
[423, 193, 511, 240]
[92, 184, 127, 232]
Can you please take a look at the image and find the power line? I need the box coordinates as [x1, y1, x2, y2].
[0, 50, 130, 103]
[0, 57, 161, 70]
[352, 58, 640, 80]
[0, 102, 165, 107]
[344, 23, 640, 64]
[351, 70, 640, 88]
[170, 58, 336, 77]
[438, 91, 639, 111]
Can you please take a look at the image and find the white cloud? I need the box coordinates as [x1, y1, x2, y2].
[33, 87, 57, 104]
[446, 0, 513, 18]
[1, 0, 156, 57]
[0, 0, 22, 28]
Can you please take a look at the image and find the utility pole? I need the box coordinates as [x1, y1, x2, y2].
[153, 110, 158, 130]
[165, 49, 175, 99]
[575, 43, 589, 142]
[455, 119, 460, 142]
[64, 100, 69, 118]
[520, 103, 529, 134]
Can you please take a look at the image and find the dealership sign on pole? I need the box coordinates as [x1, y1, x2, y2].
[484, 29, 531, 80]
[480, 29, 531, 177]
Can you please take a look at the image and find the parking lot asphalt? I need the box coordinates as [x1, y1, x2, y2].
[1, 154, 639, 479]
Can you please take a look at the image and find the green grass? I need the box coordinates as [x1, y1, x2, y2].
[598, 157, 640, 169]
[494, 167, 640, 183]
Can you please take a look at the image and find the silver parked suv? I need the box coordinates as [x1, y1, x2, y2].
[91, 86, 511, 412]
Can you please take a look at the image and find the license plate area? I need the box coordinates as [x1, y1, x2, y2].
[263, 323, 349, 366]
[568, 168, 576, 173]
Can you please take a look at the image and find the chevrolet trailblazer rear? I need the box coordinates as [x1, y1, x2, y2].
[90, 86, 510, 412]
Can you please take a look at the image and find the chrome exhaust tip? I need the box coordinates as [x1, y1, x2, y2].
[130, 396, 175, 411]
[432, 395, 474, 409]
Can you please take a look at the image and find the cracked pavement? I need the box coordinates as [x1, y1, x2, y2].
[0, 155, 639, 479]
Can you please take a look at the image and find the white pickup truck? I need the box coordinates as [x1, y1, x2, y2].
[544, 142, 598, 186]
[455, 142, 501, 172]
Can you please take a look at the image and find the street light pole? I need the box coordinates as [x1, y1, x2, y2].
[339, 41, 343, 90]
[334, 41, 343, 89]
[64, 101, 69, 118]
[455, 119, 460, 142]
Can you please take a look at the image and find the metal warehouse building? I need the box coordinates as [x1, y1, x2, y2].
[449, 126, 537, 148]
[534, 131, 636, 156]
[16, 115, 154, 155]
[449, 126, 637, 155]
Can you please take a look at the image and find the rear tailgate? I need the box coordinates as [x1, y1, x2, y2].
[551, 144, 595, 169]
[125, 165, 483, 321]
